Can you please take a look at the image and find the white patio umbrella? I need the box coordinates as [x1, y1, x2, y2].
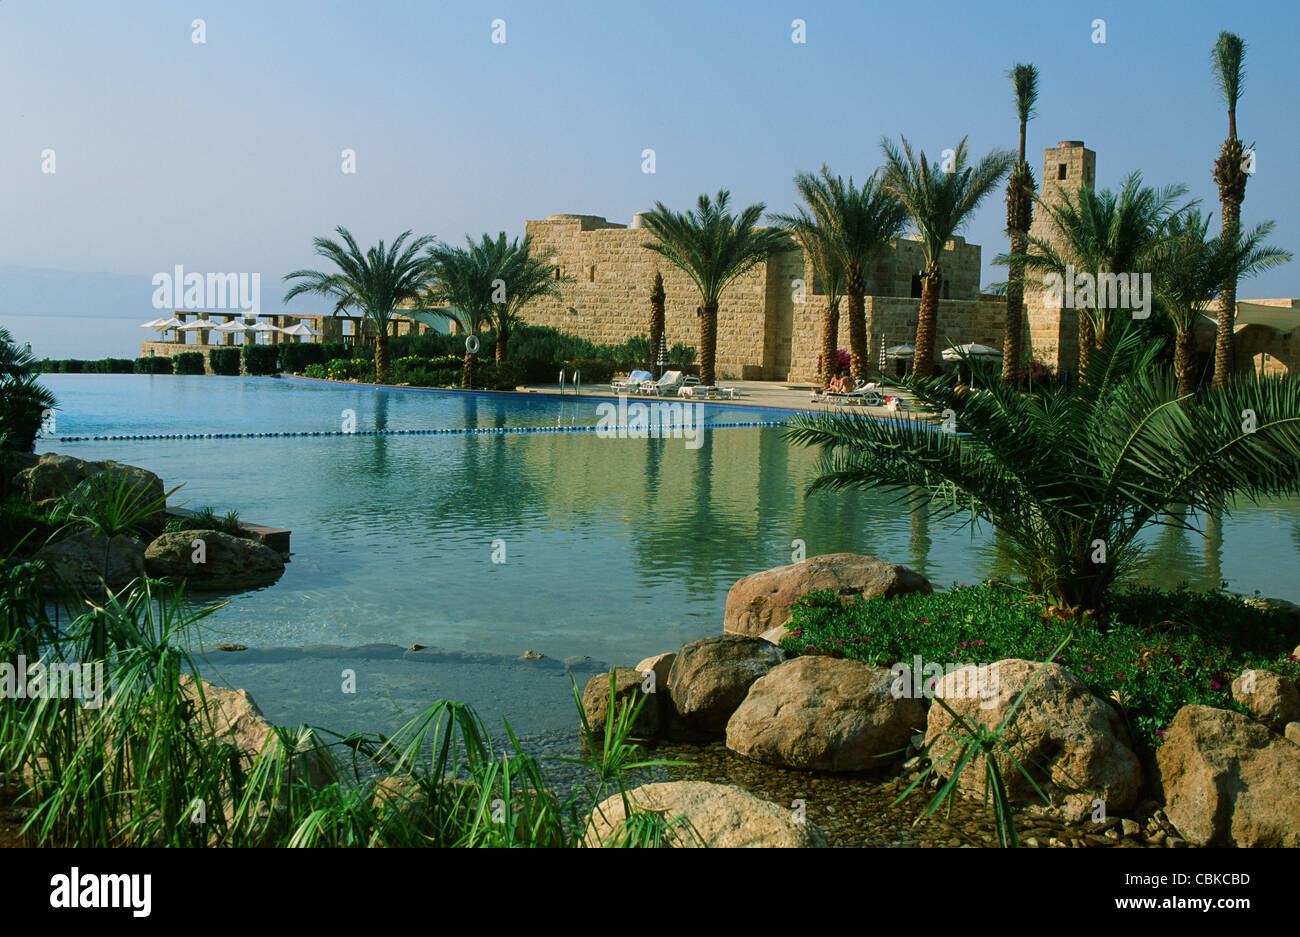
[884, 344, 916, 357]
[280, 322, 321, 338]
[177, 318, 216, 331]
[942, 343, 1002, 360]
[140, 317, 166, 328]
[151, 317, 184, 330]
[211, 319, 253, 331]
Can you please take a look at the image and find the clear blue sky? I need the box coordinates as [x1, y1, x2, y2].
[2, 0, 1297, 340]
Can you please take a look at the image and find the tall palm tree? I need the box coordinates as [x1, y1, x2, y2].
[770, 200, 847, 386]
[771, 167, 902, 385]
[1000, 172, 1188, 377]
[786, 323, 1300, 617]
[1003, 64, 1040, 387]
[881, 137, 1015, 379]
[1211, 31, 1251, 387]
[283, 227, 436, 382]
[1152, 210, 1291, 395]
[648, 271, 666, 379]
[639, 191, 792, 387]
[422, 235, 507, 389]
[485, 233, 564, 364]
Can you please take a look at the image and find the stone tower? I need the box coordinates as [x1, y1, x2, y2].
[1024, 141, 1096, 376]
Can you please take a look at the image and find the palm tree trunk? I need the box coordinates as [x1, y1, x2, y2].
[496, 329, 508, 364]
[375, 330, 391, 382]
[846, 274, 868, 384]
[700, 301, 718, 387]
[821, 297, 840, 386]
[650, 272, 666, 380]
[1002, 248, 1025, 387]
[462, 351, 477, 389]
[1174, 326, 1198, 397]
[912, 265, 941, 379]
[1077, 313, 1095, 379]
[1213, 196, 1241, 387]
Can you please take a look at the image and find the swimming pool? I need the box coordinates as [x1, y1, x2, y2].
[32, 374, 1300, 740]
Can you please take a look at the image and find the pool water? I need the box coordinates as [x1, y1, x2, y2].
[31, 374, 1300, 741]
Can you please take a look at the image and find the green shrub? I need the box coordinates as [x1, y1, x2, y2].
[565, 358, 614, 386]
[134, 356, 173, 374]
[324, 357, 374, 382]
[279, 342, 325, 374]
[242, 343, 280, 376]
[172, 352, 205, 375]
[207, 347, 242, 376]
[106, 358, 134, 374]
[390, 355, 460, 387]
[0, 328, 56, 453]
[389, 330, 459, 360]
[162, 506, 248, 538]
[321, 340, 365, 362]
[303, 363, 328, 379]
[61, 359, 84, 374]
[779, 582, 1300, 750]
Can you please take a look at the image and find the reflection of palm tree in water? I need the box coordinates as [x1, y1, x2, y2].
[374, 392, 390, 433]
[1202, 508, 1223, 589]
[908, 488, 931, 579]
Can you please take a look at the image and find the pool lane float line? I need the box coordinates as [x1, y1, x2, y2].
[54, 420, 789, 443]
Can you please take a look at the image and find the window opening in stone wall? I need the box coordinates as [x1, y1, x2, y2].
[1058, 164, 1067, 180]
[911, 273, 923, 298]
[588, 266, 595, 282]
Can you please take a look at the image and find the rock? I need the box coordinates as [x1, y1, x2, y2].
[33, 530, 146, 591]
[521, 650, 545, 660]
[144, 529, 285, 591]
[668, 634, 786, 735]
[759, 625, 790, 646]
[1154, 704, 1300, 847]
[726, 657, 927, 771]
[179, 675, 334, 788]
[634, 652, 675, 695]
[1231, 668, 1300, 733]
[17, 454, 165, 520]
[581, 669, 659, 739]
[1121, 819, 1140, 837]
[1287, 723, 1300, 746]
[722, 553, 932, 638]
[924, 659, 1142, 822]
[585, 781, 827, 848]
[1243, 596, 1300, 626]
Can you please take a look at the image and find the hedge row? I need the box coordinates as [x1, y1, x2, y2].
[34, 358, 135, 374]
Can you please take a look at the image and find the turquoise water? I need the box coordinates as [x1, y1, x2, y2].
[30, 374, 1300, 739]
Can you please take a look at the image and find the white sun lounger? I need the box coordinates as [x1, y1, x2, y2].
[639, 370, 684, 396]
[611, 369, 652, 393]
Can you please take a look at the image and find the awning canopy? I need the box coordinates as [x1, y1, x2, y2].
[1201, 302, 1300, 334]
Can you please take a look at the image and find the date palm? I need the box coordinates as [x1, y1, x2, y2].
[0, 327, 56, 453]
[1003, 64, 1040, 387]
[1152, 210, 1291, 395]
[772, 167, 906, 384]
[998, 172, 1188, 378]
[786, 322, 1300, 617]
[1211, 32, 1251, 387]
[882, 137, 1014, 378]
[422, 236, 506, 389]
[283, 227, 436, 382]
[770, 197, 847, 386]
[649, 272, 666, 380]
[639, 191, 792, 387]
[485, 233, 564, 364]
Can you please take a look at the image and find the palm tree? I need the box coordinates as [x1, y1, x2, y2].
[999, 172, 1188, 377]
[1211, 31, 1251, 387]
[648, 272, 666, 380]
[771, 168, 907, 384]
[1152, 210, 1291, 395]
[0, 327, 56, 453]
[639, 191, 792, 387]
[422, 235, 506, 389]
[1003, 64, 1040, 387]
[771, 167, 901, 385]
[785, 323, 1300, 617]
[881, 137, 1015, 378]
[283, 228, 435, 382]
[485, 233, 564, 364]
[770, 198, 847, 386]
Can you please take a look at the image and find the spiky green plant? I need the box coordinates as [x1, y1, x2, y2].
[0, 327, 57, 453]
[785, 323, 1300, 616]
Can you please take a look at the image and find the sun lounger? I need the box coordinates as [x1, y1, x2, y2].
[639, 370, 684, 396]
[611, 369, 652, 393]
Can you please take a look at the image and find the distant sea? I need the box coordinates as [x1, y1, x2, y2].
[1, 313, 145, 360]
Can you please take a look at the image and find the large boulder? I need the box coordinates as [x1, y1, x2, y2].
[667, 634, 786, 735]
[17, 454, 164, 511]
[1155, 704, 1300, 847]
[582, 669, 659, 739]
[1243, 596, 1300, 627]
[723, 553, 931, 638]
[924, 659, 1142, 822]
[179, 675, 334, 788]
[727, 657, 927, 772]
[585, 781, 827, 848]
[33, 530, 146, 591]
[1231, 669, 1300, 733]
[145, 529, 285, 591]
[634, 652, 675, 695]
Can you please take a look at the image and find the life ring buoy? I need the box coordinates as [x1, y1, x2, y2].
[465, 334, 481, 355]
